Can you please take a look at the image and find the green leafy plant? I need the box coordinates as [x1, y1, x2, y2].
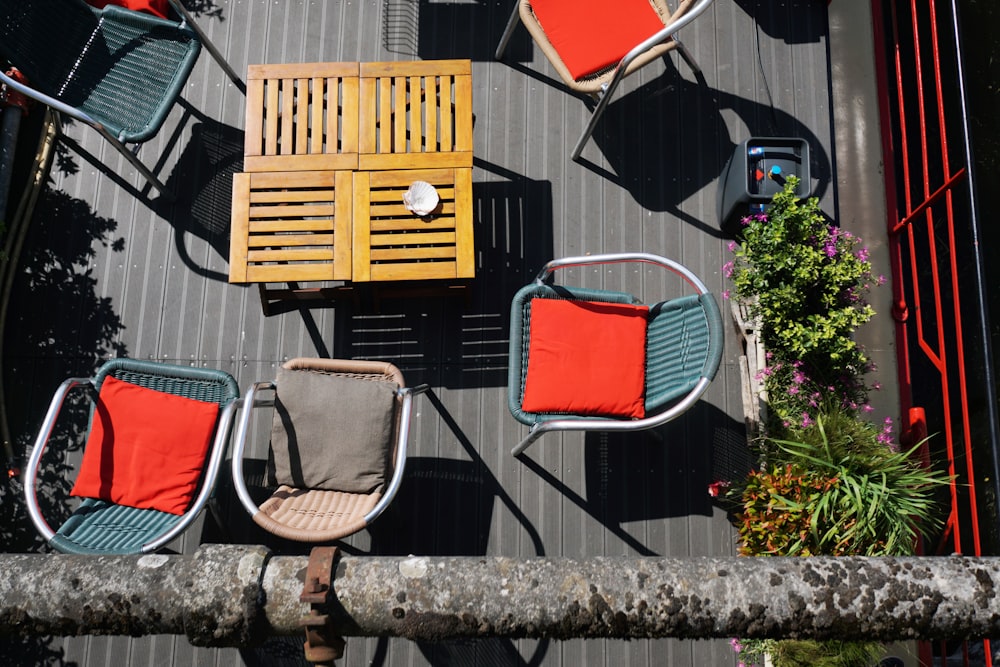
[737, 414, 951, 557]
[725, 177, 883, 428]
[736, 462, 840, 557]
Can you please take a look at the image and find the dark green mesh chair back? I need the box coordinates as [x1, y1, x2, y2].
[0, 0, 201, 142]
[644, 293, 724, 412]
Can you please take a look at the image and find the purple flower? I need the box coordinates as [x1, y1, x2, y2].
[723, 289, 731, 300]
[802, 412, 815, 428]
[723, 261, 735, 278]
[727, 241, 737, 253]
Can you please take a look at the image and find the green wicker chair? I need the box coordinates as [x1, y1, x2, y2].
[0, 0, 244, 199]
[507, 253, 723, 455]
[23, 358, 240, 554]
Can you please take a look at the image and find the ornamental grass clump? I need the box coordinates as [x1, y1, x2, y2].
[736, 413, 950, 558]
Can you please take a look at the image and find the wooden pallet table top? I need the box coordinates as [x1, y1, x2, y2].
[352, 167, 474, 283]
[243, 59, 472, 172]
[229, 170, 353, 284]
[233, 60, 476, 306]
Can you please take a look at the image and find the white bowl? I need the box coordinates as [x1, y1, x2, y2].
[402, 181, 439, 216]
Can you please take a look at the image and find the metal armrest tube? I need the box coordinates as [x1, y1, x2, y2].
[23, 378, 92, 544]
[535, 252, 712, 296]
[231, 382, 276, 519]
[144, 397, 240, 552]
[0, 70, 100, 128]
[512, 377, 712, 456]
[364, 384, 429, 523]
[571, 0, 715, 160]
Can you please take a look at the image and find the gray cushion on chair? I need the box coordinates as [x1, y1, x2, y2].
[269, 367, 397, 494]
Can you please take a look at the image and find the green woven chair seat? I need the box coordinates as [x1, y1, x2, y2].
[645, 293, 724, 412]
[508, 285, 723, 426]
[51, 499, 184, 555]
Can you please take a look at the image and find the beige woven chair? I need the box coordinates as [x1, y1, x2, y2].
[230, 358, 427, 542]
[495, 0, 714, 159]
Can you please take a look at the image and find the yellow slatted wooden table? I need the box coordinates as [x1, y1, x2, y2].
[232, 60, 475, 311]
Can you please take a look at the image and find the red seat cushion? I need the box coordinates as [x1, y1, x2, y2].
[85, 0, 170, 19]
[70, 376, 220, 515]
[529, 0, 666, 80]
[521, 298, 648, 418]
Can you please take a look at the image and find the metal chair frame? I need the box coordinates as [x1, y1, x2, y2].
[495, 0, 715, 160]
[508, 252, 723, 456]
[230, 360, 429, 542]
[23, 358, 240, 554]
[0, 0, 244, 199]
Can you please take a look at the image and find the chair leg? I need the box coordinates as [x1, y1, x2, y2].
[571, 77, 619, 161]
[674, 38, 702, 77]
[166, 0, 246, 94]
[95, 125, 175, 201]
[495, 1, 522, 60]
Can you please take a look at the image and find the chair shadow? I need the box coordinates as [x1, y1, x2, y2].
[153, 109, 245, 282]
[1, 168, 130, 556]
[582, 69, 832, 222]
[512, 403, 751, 555]
[581, 402, 753, 523]
[382, 0, 529, 63]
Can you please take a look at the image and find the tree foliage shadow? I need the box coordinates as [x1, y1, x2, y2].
[0, 162, 128, 660]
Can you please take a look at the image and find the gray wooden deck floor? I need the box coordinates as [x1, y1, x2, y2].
[1, 0, 870, 665]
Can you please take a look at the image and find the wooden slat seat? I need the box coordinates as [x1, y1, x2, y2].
[359, 60, 473, 170]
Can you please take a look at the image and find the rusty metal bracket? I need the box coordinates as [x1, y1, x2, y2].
[300, 546, 345, 665]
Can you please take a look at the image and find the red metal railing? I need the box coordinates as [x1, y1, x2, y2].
[872, 0, 996, 665]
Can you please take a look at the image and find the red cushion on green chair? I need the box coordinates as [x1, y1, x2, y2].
[529, 0, 666, 80]
[70, 376, 220, 515]
[85, 0, 169, 18]
[521, 298, 648, 418]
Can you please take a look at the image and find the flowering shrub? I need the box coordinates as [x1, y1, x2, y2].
[723, 180, 950, 666]
[726, 177, 884, 428]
